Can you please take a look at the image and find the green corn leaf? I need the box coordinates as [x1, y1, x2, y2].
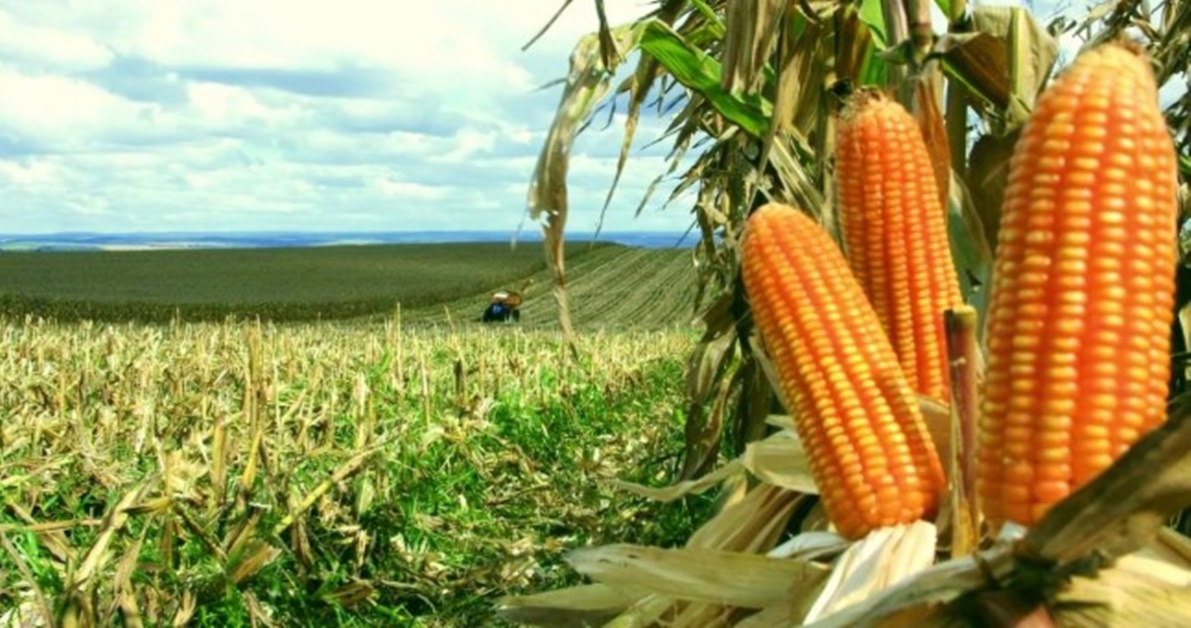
[639, 21, 772, 138]
[858, 0, 888, 49]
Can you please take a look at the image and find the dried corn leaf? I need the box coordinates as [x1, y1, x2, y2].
[602, 595, 686, 628]
[964, 130, 1017, 250]
[243, 591, 279, 628]
[800, 510, 1191, 627]
[171, 590, 196, 627]
[227, 538, 281, 585]
[1140, 528, 1191, 568]
[710, 472, 752, 516]
[611, 458, 745, 503]
[617, 483, 804, 626]
[768, 140, 830, 234]
[272, 445, 379, 536]
[731, 360, 774, 463]
[768, 531, 851, 562]
[123, 496, 172, 516]
[721, 0, 786, 95]
[116, 588, 142, 628]
[682, 364, 736, 480]
[5, 502, 74, 565]
[72, 479, 154, 588]
[113, 530, 145, 599]
[758, 6, 823, 170]
[764, 413, 796, 431]
[223, 509, 263, 559]
[500, 482, 805, 626]
[1055, 555, 1191, 624]
[568, 544, 829, 609]
[786, 9, 832, 134]
[1105, 554, 1191, 588]
[736, 602, 796, 628]
[599, 0, 688, 236]
[211, 398, 228, 511]
[740, 429, 818, 495]
[660, 602, 742, 627]
[497, 583, 639, 627]
[685, 320, 738, 410]
[913, 69, 951, 214]
[320, 580, 375, 609]
[802, 544, 1012, 628]
[529, 22, 646, 345]
[749, 335, 793, 418]
[933, 6, 1058, 133]
[686, 482, 801, 552]
[804, 522, 938, 624]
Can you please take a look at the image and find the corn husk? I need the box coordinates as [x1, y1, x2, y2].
[499, 378, 1191, 626]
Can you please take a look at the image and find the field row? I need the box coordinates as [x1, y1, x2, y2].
[407, 244, 700, 330]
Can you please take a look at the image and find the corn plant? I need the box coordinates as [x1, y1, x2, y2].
[525, 0, 1189, 474]
[503, 0, 1191, 624]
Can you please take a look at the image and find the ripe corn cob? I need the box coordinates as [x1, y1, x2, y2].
[741, 203, 946, 539]
[976, 41, 1179, 528]
[835, 90, 964, 403]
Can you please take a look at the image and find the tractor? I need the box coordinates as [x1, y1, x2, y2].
[481, 290, 522, 323]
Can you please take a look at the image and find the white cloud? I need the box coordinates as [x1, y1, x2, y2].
[0, 0, 699, 235]
[185, 82, 272, 123]
[0, 9, 114, 72]
[0, 159, 60, 186]
[0, 70, 136, 139]
[372, 176, 450, 202]
[7, 0, 1173, 237]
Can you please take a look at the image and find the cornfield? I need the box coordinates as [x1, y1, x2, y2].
[0, 317, 708, 625]
[504, 0, 1191, 625]
[5, 0, 1191, 624]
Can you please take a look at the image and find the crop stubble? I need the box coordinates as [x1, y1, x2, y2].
[0, 317, 708, 625]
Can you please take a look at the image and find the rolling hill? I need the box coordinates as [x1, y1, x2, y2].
[405, 244, 700, 330]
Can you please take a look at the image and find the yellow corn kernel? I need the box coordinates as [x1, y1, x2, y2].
[741, 203, 946, 540]
[976, 41, 1178, 528]
[835, 89, 965, 403]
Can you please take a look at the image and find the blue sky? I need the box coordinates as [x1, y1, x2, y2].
[0, 0, 696, 235]
[0, 1, 1180, 236]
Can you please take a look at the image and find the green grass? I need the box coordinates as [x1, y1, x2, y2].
[0, 319, 713, 626]
[0, 242, 697, 327]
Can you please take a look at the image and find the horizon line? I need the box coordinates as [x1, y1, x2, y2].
[1, 228, 696, 238]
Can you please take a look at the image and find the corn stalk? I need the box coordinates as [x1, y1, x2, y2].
[514, 3, 1191, 621]
[527, 0, 1189, 478]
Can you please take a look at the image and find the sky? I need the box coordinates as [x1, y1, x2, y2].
[0, 1, 1181, 236]
[0, 0, 693, 235]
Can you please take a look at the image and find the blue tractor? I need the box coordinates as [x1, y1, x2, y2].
[481, 291, 522, 323]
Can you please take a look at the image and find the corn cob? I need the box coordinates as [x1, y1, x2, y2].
[976, 41, 1179, 527]
[835, 90, 964, 403]
[741, 203, 946, 539]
